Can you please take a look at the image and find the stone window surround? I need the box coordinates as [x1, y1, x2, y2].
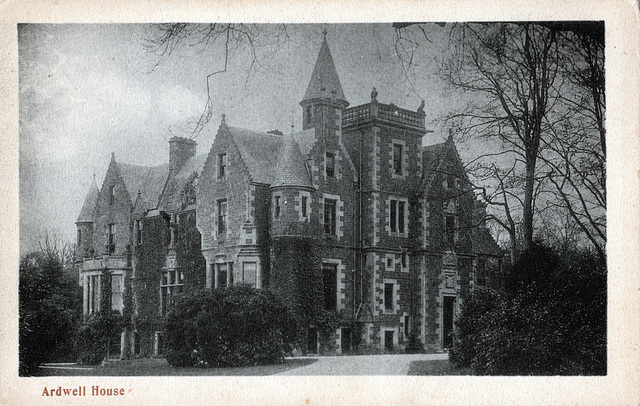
[295, 191, 312, 222]
[321, 193, 344, 239]
[389, 138, 408, 179]
[381, 327, 398, 350]
[322, 258, 347, 311]
[382, 278, 399, 314]
[385, 196, 409, 237]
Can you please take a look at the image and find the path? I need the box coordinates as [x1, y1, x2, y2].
[276, 353, 449, 375]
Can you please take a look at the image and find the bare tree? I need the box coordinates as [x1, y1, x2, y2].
[141, 24, 290, 139]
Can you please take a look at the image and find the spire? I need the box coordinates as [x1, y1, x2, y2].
[301, 32, 348, 107]
[271, 133, 314, 190]
[76, 175, 100, 223]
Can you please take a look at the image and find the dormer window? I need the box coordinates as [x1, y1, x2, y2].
[326, 152, 335, 178]
[218, 153, 227, 179]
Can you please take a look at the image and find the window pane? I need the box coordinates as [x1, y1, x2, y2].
[384, 283, 394, 310]
[398, 201, 405, 234]
[393, 144, 403, 175]
[324, 199, 336, 234]
[111, 275, 123, 312]
[390, 200, 397, 233]
[322, 264, 337, 311]
[301, 195, 308, 217]
[326, 153, 335, 177]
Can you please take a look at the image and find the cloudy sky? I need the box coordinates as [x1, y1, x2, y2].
[19, 23, 462, 255]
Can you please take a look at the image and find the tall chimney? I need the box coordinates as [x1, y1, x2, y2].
[169, 137, 197, 172]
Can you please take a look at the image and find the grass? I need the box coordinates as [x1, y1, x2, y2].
[35, 357, 318, 376]
[407, 359, 473, 375]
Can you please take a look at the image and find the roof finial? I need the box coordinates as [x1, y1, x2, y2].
[290, 108, 295, 134]
[371, 87, 378, 100]
[322, 28, 328, 38]
[221, 113, 226, 125]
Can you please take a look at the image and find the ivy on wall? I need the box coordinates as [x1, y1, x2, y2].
[132, 215, 168, 357]
[175, 210, 206, 291]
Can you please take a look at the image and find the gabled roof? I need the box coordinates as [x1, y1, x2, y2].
[302, 35, 348, 106]
[76, 175, 100, 223]
[117, 161, 169, 209]
[227, 126, 283, 184]
[271, 133, 314, 189]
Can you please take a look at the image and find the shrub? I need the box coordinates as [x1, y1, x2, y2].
[76, 311, 123, 365]
[450, 243, 606, 375]
[165, 285, 296, 368]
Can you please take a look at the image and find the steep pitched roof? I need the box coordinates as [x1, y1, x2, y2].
[271, 133, 314, 189]
[227, 126, 283, 184]
[302, 35, 348, 105]
[76, 175, 100, 223]
[117, 162, 169, 209]
[174, 153, 208, 191]
[292, 128, 317, 157]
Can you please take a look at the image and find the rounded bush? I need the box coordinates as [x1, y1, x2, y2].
[165, 285, 296, 368]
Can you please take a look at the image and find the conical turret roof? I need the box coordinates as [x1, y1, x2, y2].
[301, 33, 348, 106]
[271, 132, 314, 190]
[76, 175, 100, 223]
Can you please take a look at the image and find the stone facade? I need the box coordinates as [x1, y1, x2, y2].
[75, 34, 502, 359]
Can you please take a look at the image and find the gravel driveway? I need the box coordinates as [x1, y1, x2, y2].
[276, 353, 449, 375]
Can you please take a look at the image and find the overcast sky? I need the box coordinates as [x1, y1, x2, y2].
[19, 23, 465, 255]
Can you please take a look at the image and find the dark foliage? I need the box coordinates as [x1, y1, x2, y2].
[77, 269, 124, 365]
[450, 243, 606, 375]
[164, 285, 296, 368]
[19, 252, 82, 375]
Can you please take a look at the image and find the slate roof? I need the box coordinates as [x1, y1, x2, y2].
[76, 175, 100, 223]
[292, 128, 317, 157]
[174, 153, 208, 191]
[302, 36, 348, 105]
[271, 133, 314, 189]
[117, 162, 169, 208]
[227, 126, 283, 185]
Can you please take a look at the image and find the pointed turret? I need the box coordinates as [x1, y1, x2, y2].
[76, 174, 100, 259]
[76, 174, 100, 224]
[301, 31, 348, 106]
[271, 132, 314, 190]
[300, 31, 349, 130]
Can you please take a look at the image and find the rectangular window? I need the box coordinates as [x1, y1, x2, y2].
[390, 200, 397, 233]
[108, 224, 116, 254]
[301, 195, 308, 218]
[77, 229, 82, 247]
[384, 283, 394, 311]
[404, 315, 410, 338]
[217, 199, 227, 235]
[274, 196, 281, 218]
[401, 252, 408, 270]
[324, 198, 337, 235]
[135, 220, 142, 245]
[160, 270, 184, 315]
[325, 152, 335, 178]
[393, 143, 403, 175]
[445, 214, 456, 245]
[217, 263, 228, 288]
[109, 185, 116, 205]
[322, 263, 337, 311]
[242, 262, 257, 287]
[111, 274, 123, 312]
[389, 199, 407, 235]
[218, 153, 227, 179]
[88, 274, 100, 314]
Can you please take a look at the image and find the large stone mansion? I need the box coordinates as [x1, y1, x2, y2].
[75, 33, 501, 358]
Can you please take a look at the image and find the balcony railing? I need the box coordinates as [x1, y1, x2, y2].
[343, 101, 425, 129]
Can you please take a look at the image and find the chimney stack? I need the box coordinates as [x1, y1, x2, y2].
[169, 137, 197, 173]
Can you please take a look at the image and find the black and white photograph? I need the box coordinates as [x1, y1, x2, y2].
[4, 1, 640, 404]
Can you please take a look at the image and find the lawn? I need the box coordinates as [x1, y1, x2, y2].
[407, 359, 472, 375]
[36, 357, 318, 376]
